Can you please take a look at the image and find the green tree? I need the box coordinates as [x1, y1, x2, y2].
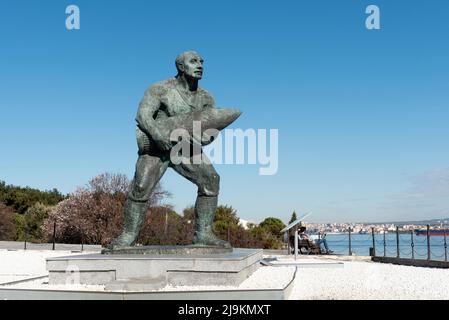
[14, 214, 26, 241]
[289, 211, 298, 225]
[214, 205, 239, 226]
[259, 217, 286, 236]
[182, 206, 195, 222]
[250, 225, 283, 249]
[213, 205, 240, 240]
[21, 203, 53, 242]
[178, 204, 286, 249]
[0, 180, 65, 214]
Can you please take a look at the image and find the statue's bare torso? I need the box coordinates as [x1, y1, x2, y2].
[144, 78, 215, 121]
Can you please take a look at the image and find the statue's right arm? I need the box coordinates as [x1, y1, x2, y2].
[136, 86, 172, 151]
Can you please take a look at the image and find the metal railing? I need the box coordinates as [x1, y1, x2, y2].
[22, 222, 86, 252]
[368, 225, 448, 262]
[290, 225, 449, 262]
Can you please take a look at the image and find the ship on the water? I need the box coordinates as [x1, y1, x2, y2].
[415, 229, 449, 236]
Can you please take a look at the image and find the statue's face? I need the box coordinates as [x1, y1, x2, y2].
[181, 53, 204, 80]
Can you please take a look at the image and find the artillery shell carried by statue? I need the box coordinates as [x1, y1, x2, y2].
[137, 108, 242, 154]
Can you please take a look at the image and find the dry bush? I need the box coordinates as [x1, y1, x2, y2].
[43, 173, 168, 246]
[0, 203, 16, 240]
[138, 205, 193, 246]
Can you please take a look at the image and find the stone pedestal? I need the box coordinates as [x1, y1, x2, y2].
[101, 245, 233, 255]
[46, 248, 262, 291]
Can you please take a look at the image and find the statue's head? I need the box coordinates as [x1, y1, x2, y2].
[176, 51, 204, 80]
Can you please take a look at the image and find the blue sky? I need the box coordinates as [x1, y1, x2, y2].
[1, 0, 448, 223]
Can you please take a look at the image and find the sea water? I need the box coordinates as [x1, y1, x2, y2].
[324, 233, 448, 261]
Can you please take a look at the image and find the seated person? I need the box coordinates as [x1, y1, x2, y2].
[310, 232, 333, 254]
[298, 223, 315, 247]
[299, 225, 333, 254]
[289, 222, 312, 250]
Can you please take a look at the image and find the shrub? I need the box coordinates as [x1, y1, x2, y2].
[43, 173, 167, 246]
[138, 205, 192, 245]
[259, 217, 286, 238]
[18, 203, 54, 243]
[0, 203, 16, 240]
[0, 180, 64, 214]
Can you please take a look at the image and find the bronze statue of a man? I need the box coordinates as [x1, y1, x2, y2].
[110, 51, 232, 249]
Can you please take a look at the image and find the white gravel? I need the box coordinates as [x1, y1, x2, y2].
[290, 259, 449, 300]
[3, 250, 449, 299]
[0, 250, 76, 283]
[3, 277, 106, 292]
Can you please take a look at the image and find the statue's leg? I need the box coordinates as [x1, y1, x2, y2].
[171, 153, 231, 248]
[109, 154, 169, 248]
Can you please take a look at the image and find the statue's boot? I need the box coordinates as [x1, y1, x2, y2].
[108, 199, 147, 249]
[192, 196, 231, 248]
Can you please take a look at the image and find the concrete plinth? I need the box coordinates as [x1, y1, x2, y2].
[46, 248, 262, 290]
[102, 245, 232, 255]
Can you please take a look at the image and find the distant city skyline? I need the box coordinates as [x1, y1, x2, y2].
[1, 1, 449, 224]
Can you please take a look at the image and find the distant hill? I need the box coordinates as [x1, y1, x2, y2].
[362, 217, 449, 226]
[0, 180, 66, 214]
